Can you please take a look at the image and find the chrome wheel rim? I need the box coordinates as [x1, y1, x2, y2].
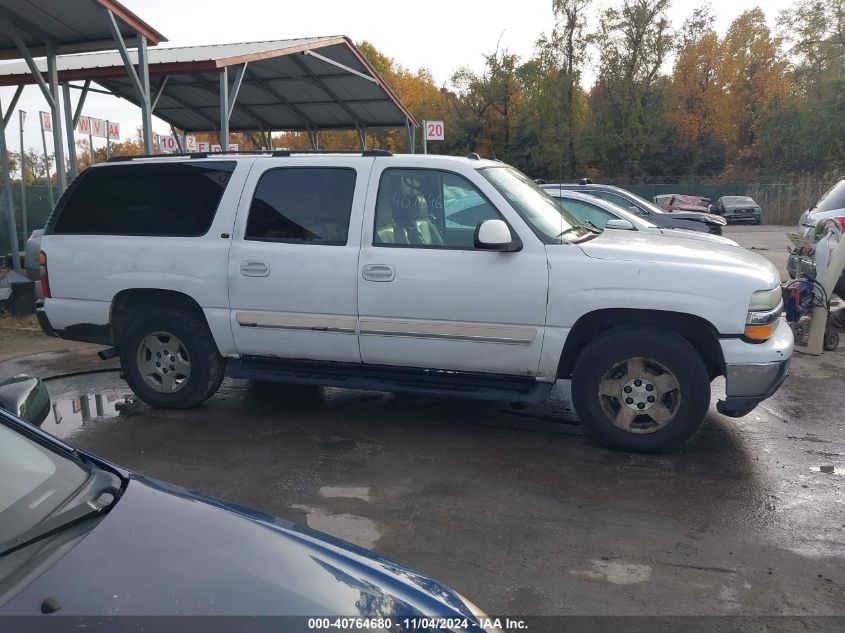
[597, 357, 681, 434]
[136, 331, 191, 393]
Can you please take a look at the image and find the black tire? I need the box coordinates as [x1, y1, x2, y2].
[119, 308, 225, 409]
[571, 326, 711, 453]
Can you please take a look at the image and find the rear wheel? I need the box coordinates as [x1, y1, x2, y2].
[120, 309, 225, 409]
[571, 327, 711, 452]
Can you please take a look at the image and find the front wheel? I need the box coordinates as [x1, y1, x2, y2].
[571, 327, 711, 452]
[120, 309, 225, 409]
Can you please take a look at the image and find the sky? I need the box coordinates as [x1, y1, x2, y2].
[0, 0, 794, 157]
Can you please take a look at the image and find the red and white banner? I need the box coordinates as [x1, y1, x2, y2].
[107, 121, 120, 139]
[39, 111, 52, 132]
[185, 136, 198, 152]
[89, 118, 106, 138]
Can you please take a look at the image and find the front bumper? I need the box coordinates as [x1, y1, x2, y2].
[717, 359, 790, 417]
[717, 318, 793, 417]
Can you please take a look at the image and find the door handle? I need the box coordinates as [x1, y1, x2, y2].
[240, 260, 270, 277]
[362, 263, 395, 282]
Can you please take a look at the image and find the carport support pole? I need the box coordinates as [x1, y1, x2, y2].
[219, 68, 229, 149]
[0, 96, 21, 271]
[138, 36, 153, 155]
[46, 47, 67, 194]
[19, 110, 27, 241]
[62, 84, 78, 179]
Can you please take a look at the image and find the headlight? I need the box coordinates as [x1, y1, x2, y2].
[746, 288, 782, 341]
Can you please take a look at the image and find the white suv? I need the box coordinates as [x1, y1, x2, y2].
[36, 151, 792, 452]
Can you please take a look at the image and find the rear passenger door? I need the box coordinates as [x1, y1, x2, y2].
[228, 158, 369, 363]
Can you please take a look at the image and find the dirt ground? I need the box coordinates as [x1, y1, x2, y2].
[1, 226, 843, 626]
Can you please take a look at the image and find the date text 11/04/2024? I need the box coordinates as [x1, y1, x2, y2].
[307, 617, 529, 630]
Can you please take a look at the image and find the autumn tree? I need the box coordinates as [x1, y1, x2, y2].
[715, 8, 789, 173]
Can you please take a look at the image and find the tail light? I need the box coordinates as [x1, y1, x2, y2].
[39, 251, 51, 298]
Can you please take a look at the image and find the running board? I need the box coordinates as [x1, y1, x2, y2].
[226, 357, 553, 403]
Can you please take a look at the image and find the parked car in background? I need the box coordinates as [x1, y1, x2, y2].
[712, 196, 762, 225]
[0, 376, 496, 625]
[654, 194, 712, 214]
[543, 183, 727, 235]
[798, 178, 845, 240]
[544, 189, 739, 246]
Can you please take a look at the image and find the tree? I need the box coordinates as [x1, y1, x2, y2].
[778, 0, 845, 87]
[671, 6, 721, 149]
[586, 0, 673, 178]
[716, 8, 789, 172]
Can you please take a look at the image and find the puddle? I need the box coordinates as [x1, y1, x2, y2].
[38, 390, 132, 439]
[319, 486, 372, 502]
[810, 465, 843, 476]
[571, 559, 652, 585]
[291, 504, 380, 549]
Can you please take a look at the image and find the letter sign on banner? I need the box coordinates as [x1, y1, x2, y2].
[108, 121, 120, 139]
[159, 135, 178, 153]
[76, 116, 91, 134]
[185, 136, 198, 152]
[210, 144, 222, 153]
[39, 111, 52, 132]
[196, 141, 209, 152]
[228, 143, 239, 152]
[424, 120, 444, 141]
[90, 118, 106, 138]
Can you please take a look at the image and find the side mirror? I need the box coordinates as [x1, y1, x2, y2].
[0, 375, 51, 426]
[606, 219, 636, 230]
[629, 205, 645, 216]
[474, 219, 520, 251]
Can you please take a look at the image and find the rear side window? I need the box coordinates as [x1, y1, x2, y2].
[52, 162, 236, 236]
[245, 168, 356, 245]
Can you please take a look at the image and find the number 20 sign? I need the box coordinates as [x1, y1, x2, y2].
[424, 120, 444, 141]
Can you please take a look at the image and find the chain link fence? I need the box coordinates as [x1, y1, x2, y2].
[0, 185, 57, 256]
[612, 177, 835, 226]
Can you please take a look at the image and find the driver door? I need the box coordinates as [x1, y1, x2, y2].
[357, 161, 549, 376]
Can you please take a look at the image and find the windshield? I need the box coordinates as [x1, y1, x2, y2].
[0, 419, 90, 545]
[723, 196, 754, 205]
[813, 179, 845, 213]
[480, 167, 586, 242]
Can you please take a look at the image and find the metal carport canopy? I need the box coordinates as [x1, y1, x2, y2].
[0, 0, 164, 59]
[0, 37, 419, 138]
[0, 0, 165, 272]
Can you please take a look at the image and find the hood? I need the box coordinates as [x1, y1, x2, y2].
[654, 228, 738, 247]
[723, 203, 760, 211]
[578, 230, 779, 287]
[1, 476, 480, 620]
[664, 211, 726, 225]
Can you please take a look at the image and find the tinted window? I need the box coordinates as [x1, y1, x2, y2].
[53, 162, 235, 235]
[814, 180, 845, 213]
[374, 169, 503, 249]
[246, 168, 356, 244]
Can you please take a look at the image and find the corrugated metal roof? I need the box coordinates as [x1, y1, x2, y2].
[0, 0, 165, 59]
[0, 36, 417, 131]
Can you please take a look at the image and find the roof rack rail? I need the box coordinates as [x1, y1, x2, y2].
[105, 149, 393, 162]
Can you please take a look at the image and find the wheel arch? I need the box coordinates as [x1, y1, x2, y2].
[110, 288, 208, 344]
[557, 309, 724, 381]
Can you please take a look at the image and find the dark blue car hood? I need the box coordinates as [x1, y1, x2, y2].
[0, 475, 477, 619]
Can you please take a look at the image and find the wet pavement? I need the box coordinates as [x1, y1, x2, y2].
[1, 226, 843, 619]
